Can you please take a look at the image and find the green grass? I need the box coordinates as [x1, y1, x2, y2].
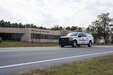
[0, 41, 59, 47]
[0, 41, 112, 47]
[11, 55, 113, 75]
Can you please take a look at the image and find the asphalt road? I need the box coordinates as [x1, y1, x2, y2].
[0, 46, 113, 75]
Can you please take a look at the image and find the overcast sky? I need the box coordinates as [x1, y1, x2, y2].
[0, 0, 113, 28]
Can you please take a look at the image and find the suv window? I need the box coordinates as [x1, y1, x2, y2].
[67, 32, 78, 36]
[82, 33, 86, 37]
[78, 33, 86, 37]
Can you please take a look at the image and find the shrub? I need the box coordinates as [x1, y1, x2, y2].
[0, 37, 2, 43]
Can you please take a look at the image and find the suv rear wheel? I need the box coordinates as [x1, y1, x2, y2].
[78, 44, 80, 47]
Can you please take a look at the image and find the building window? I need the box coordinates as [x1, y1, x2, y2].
[0, 33, 22, 41]
[31, 33, 60, 40]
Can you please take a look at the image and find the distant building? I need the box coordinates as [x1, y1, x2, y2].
[0, 27, 70, 42]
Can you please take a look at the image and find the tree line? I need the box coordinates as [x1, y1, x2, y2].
[0, 19, 84, 31]
[0, 20, 40, 28]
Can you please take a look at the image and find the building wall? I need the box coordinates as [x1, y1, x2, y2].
[21, 28, 31, 42]
[0, 27, 70, 42]
[0, 27, 26, 33]
[0, 27, 25, 41]
[29, 28, 70, 42]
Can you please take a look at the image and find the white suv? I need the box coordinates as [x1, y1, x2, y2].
[59, 32, 94, 47]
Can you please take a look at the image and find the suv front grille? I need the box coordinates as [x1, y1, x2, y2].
[59, 38, 69, 42]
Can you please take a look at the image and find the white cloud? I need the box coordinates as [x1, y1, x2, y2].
[0, 0, 113, 28]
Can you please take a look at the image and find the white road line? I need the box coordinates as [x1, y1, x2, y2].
[0, 51, 113, 69]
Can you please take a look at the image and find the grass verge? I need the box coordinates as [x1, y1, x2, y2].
[11, 55, 113, 75]
[0, 41, 59, 47]
[0, 41, 113, 47]
[94, 43, 113, 45]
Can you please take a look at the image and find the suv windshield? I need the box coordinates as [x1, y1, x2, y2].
[67, 32, 78, 36]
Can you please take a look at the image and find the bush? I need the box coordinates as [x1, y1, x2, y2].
[0, 37, 2, 43]
[111, 35, 113, 43]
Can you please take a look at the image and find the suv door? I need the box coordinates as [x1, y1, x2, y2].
[78, 33, 88, 44]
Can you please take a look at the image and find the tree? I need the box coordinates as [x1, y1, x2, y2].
[50, 25, 64, 30]
[18, 23, 24, 28]
[65, 26, 71, 30]
[98, 13, 113, 43]
[70, 26, 77, 31]
[38, 26, 47, 29]
[0, 19, 5, 27]
[77, 27, 83, 32]
[87, 13, 113, 43]
[65, 26, 83, 32]
[0, 19, 40, 28]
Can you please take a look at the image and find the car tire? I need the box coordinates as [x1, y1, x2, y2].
[72, 41, 78, 47]
[78, 44, 80, 47]
[88, 41, 92, 47]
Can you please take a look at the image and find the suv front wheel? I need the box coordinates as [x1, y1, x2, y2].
[61, 45, 65, 47]
[88, 41, 92, 47]
[72, 41, 78, 47]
